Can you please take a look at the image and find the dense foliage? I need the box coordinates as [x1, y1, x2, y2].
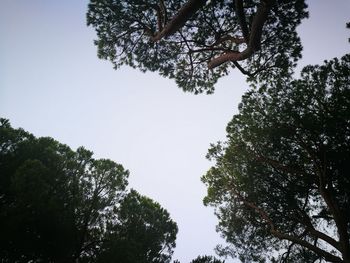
[202, 54, 350, 262]
[190, 255, 225, 263]
[87, 0, 308, 94]
[97, 190, 177, 263]
[0, 119, 178, 263]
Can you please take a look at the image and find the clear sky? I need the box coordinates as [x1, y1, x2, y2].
[0, 1, 349, 262]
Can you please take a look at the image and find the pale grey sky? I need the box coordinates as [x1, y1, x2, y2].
[0, 1, 349, 262]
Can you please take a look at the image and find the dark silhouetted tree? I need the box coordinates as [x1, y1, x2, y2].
[190, 255, 225, 263]
[87, 0, 308, 94]
[0, 119, 178, 263]
[202, 54, 350, 262]
[97, 190, 178, 263]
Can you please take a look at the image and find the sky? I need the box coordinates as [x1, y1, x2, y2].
[0, 1, 349, 262]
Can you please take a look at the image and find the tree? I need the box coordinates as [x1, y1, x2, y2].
[202, 54, 350, 262]
[190, 255, 225, 263]
[172, 255, 224, 263]
[0, 119, 178, 262]
[97, 190, 178, 263]
[87, 0, 308, 94]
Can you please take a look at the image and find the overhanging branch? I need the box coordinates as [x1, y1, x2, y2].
[235, 0, 250, 43]
[151, 0, 206, 41]
[272, 230, 343, 263]
[208, 50, 251, 69]
[208, 0, 274, 69]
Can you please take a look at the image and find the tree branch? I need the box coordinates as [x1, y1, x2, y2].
[228, 183, 344, 263]
[208, 50, 250, 69]
[249, 0, 274, 51]
[159, 0, 167, 25]
[232, 61, 253, 76]
[235, 0, 250, 43]
[272, 230, 343, 263]
[294, 202, 342, 252]
[281, 241, 295, 263]
[318, 177, 350, 261]
[307, 227, 341, 251]
[151, 0, 206, 41]
[208, 0, 274, 69]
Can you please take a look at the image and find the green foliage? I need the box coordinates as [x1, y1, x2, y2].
[97, 190, 178, 263]
[202, 55, 350, 262]
[0, 119, 178, 262]
[87, 0, 308, 94]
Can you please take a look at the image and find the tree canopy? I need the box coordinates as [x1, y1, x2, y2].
[87, 0, 308, 94]
[0, 119, 178, 263]
[202, 54, 350, 262]
[97, 189, 177, 263]
[190, 255, 225, 263]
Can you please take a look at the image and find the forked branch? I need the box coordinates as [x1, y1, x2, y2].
[208, 0, 274, 69]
